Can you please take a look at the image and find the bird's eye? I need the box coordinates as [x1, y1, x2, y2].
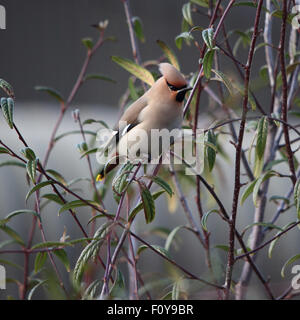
[166, 81, 186, 92]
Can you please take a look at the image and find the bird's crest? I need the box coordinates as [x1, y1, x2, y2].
[159, 63, 187, 88]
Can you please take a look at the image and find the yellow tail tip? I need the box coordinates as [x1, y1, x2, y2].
[96, 174, 104, 182]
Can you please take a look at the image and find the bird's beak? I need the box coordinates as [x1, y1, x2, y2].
[176, 87, 193, 102]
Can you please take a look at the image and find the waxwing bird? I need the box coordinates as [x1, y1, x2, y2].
[96, 62, 192, 181]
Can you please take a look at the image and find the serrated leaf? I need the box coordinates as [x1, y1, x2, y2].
[202, 28, 214, 49]
[34, 252, 47, 273]
[132, 16, 145, 43]
[0, 79, 15, 98]
[203, 50, 214, 79]
[182, 3, 193, 26]
[58, 200, 101, 215]
[157, 40, 180, 70]
[112, 162, 135, 202]
[26, 181, 55, 202]
[253, 171, 278, 207]
[34, 86, 64, 102]
[82, 279, 102, 300]
[201, 209, 220, 232]
[112, 56, 155, 86]
[84, 73, 116, 83]
[73, 222, 113, 283]
[1, 97, 14, 129]
[281, 254, 300, 278]
[53, 249, 70, 272]
[139, 181, 156, 224]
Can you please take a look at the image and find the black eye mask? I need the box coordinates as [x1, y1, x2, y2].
[166, 80, 187, 91]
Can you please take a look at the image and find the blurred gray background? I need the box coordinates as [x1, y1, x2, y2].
[0, 0, 299, 300]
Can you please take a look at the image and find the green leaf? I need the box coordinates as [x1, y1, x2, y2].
[0, 225, 25, 245]
[21, 147, 36, 161]
[128, 77, 139, 101]
[132, 16, 145, 43]
[172, 280, 181, 300]
[294, 179, 300, 220]
[281, 254, 300, 278]
[145, 175, 173, 196]
[112, 162, 135, 202]
[80, 148, 98, 159]
[54, 130, 96, 142]
[82, 119, 109, 128]
[211, 69, 234, 95]
[58, 200, 101, 215]
[82, 279, 102, 300]
[0, 160, 26, 169]
[1, 97, 14, 129]
[157, 40, 180, 70]
[256, 116, 268, 160]
[0, 79, 15, 98]
[240, 179, 257, 205]
[241, 222, 282, 238]
[253, 171, 278, 207]
[34, 252, 47, 273]
[73, 222, 113, 283]
[26, 159, 37, 183]
[82, 37, 94, 50]
[201, 209, 220, 232]
[109, 269, 126, 299]
[34, 86, 64, 102]
[203, 50, 214, 79]
[31, 241, 72, 250]
[137, 244, 171, 259]
[1, 210, 39, 224]
[41, 193, 65, 205]
[26, 181, 55, 202]
[112, 56, 155, 86]
[28, 280, 48, 300]
[182, 3, 193, 26]
[46, 169, 66, 185]
[202, 28, 214, 49]
[175, 32, 194, 50]
[190, 0, 209, 8]
[53, 249, 70, 272]
[84, 73, 116, 83]
[129, 190, 165, 222]
[268, 222, 293, 259]
[206, 130, 217, 171]
[138, 181, 156, 224]
[0, 147, 10, 155]
[165, 225, 185, 252]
